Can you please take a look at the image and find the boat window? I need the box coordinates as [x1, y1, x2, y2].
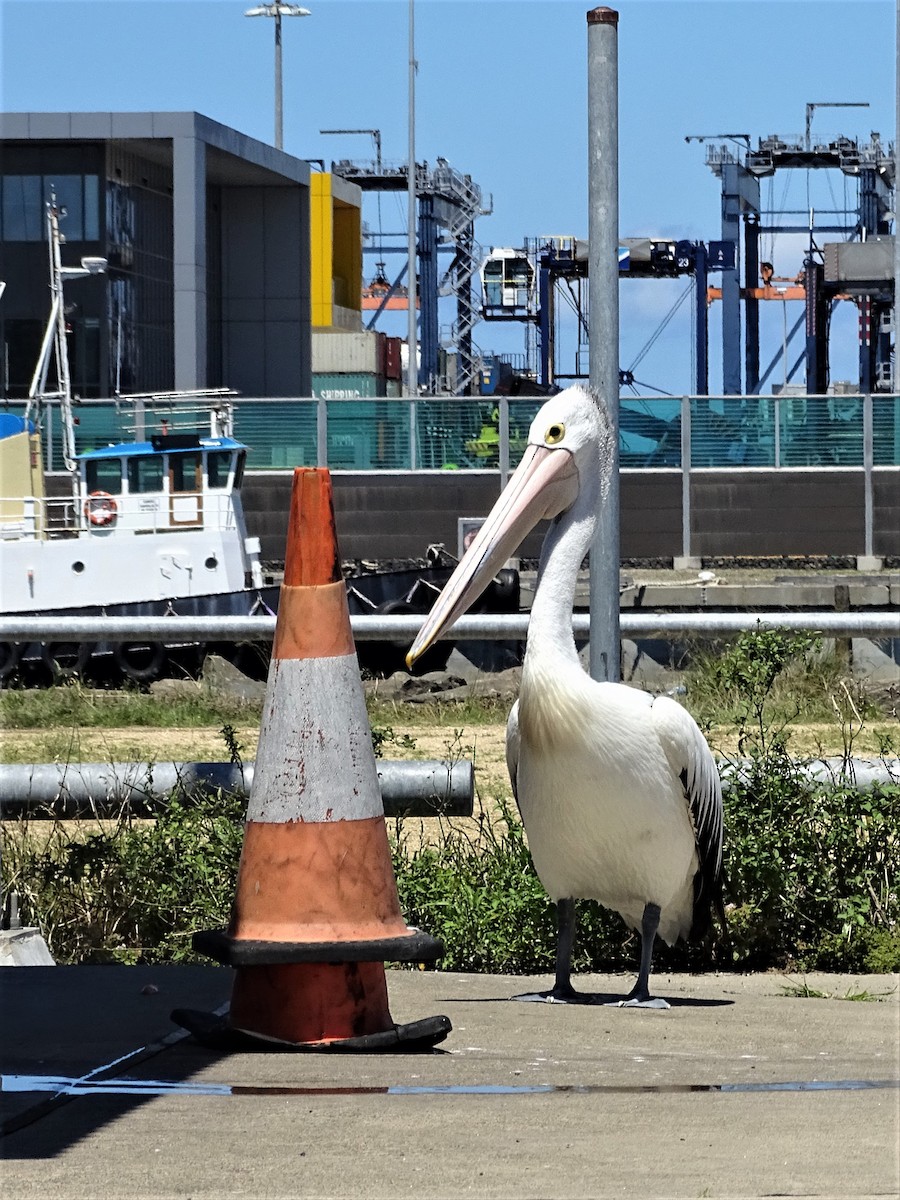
[233, 451, 246, 490]
[85, 458, 123, 495]
[127, 455, 165, 494]
[170, 451, 202, 493]
[207, 450, 232, 489]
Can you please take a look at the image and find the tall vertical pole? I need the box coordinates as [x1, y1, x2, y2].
[894, 0, 899, 392]
[587, 6, 620, 684]
[274, 9, 283, 150]
[406, 0, 418, 397]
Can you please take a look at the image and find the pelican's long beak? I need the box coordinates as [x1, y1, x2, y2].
[406, 442, 579, 668]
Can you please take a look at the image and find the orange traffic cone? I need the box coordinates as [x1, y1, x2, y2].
[174, 469, 450, 1051]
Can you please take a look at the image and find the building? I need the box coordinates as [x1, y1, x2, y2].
[0, 111, 313, 398]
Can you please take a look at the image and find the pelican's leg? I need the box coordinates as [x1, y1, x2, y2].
[513, 898, 594, 1003]
[549, 897, 580, 1001]
[622, 902, 670, 1010]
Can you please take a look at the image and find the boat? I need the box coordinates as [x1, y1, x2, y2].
[0, 193, 521, 686]
[0, 194, 278, 684]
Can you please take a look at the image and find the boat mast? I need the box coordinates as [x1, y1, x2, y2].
[25, 193, 106, 500]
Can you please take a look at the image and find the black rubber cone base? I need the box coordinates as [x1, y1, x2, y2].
[171, 1007, 451, 1053]
[192, 926, 444, 967]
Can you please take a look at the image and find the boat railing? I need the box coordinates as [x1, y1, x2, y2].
[0, 491, 237, 540]
[0, 495, 78, 540]
[114, 390, 237, 440]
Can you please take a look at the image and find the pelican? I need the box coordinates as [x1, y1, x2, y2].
[407, 386, 723, 1007]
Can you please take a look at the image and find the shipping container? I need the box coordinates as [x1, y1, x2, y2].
[312, 372, 386, 399]
[312, 329, 384, 375]
[384, 337, 402, 380]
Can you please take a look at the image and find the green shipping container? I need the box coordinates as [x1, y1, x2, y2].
[312, 372, 386, 399]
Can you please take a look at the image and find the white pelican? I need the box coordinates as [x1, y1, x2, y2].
[407, 386, 723, 1007]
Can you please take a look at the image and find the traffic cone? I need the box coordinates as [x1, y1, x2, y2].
[174, 469, 450, 1051]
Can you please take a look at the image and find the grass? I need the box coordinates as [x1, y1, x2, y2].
[0, 677, 261, 730]
[2, 629, 899, 972]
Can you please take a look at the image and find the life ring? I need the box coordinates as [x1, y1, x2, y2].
[84, 491, 118, 526]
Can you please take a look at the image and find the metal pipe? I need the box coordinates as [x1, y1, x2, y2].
[720, 757, 899, 793]
[0, 759, 474, 821]
[587, 6, 620, 685]
[1, 612, 899, 642]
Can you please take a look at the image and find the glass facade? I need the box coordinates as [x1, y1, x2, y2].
[0, 142, 177, 401]
[0, 173, 100, 242]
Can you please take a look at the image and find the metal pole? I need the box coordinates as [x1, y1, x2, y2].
[863, 392, 874, 559]
[587, 6, 620, 683]
[274, 8, 283, 150]
[895, 0, 900, 391]
[680, 394, 691, 562]
[406, 0, 418, 397]
[498, 396, 510, 488]
[316, 396, 327, 466]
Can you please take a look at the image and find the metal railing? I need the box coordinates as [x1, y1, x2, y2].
[1, 612, 898, 643]
[6, 393, 898, 475]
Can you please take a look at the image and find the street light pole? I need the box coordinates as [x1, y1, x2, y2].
[244, 3, 311, 151]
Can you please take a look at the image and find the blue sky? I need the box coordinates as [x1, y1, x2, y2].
[1, 0, 896, 393]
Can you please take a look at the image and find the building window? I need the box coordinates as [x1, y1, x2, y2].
[0, 174, 101, 241]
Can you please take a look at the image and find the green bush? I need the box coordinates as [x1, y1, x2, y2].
[705, 627, 899, 972]
[3, 788, 245, 964]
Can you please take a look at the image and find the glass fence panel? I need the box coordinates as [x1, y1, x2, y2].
[415, 399, 495, 469]
[5, 394, 900, 474]
[873, 396, 900, 466]
[70, 404, 124, 468]
[234, 400, 317, 470]
[326, 400, 410, 470]
[620, 397, 682, 467]
[778, 395, 863, 466]
[690, 397, 776, 467]
[507, 400, 542, 467]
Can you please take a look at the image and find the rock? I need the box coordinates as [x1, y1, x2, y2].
[442, 648, 485, 683]
[577, 639, 672, 687]
[0, 927, 55, 967]
[148, 677, 201, 700]
[200, 654, 267, 704]
[851, 639, 900, 684]
[402, 667, 521, 704]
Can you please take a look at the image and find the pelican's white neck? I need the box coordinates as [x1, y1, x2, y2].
[526, 459, 600, 668]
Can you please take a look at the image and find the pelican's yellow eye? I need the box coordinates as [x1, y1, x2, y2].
[544, 422, 565, 445]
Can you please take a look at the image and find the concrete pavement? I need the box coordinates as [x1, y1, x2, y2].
[1, 965, 898, 1199]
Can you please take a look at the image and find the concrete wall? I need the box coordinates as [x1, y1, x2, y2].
[240, 467, 900, 565]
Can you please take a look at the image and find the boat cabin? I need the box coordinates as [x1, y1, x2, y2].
[78, 433, 248, 536]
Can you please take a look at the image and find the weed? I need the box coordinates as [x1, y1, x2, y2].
[778, 976, 898, 1001]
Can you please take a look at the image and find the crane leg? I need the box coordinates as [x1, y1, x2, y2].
[623, 901, 670, 1009]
